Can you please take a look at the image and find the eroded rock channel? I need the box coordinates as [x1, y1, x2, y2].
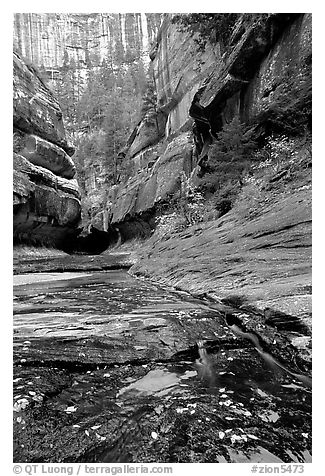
[13, 258, 311, 463]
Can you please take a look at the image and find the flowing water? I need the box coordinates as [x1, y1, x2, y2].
[13, 268, 312, 463]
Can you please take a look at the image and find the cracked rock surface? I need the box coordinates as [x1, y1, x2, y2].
[13, 265, 311, 463]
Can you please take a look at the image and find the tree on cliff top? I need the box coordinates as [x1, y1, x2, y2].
[171, 13, 239, 48]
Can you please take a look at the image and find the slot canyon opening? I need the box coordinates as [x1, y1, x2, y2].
[67, 226, 120, 255]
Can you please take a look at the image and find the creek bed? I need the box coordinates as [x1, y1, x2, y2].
[13, 267, 312, 463]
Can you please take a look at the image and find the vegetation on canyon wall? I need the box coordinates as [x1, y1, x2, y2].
[38, 50, 159, 223]
[56, 57, 149, 183]
[171, 13, 239, 48]
[155, 128, 311, 240]
[171, 13, 272, 50]
[255, 60, 312, 137]
[16, 13, 311, 242]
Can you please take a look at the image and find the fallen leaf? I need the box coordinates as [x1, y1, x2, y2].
[91, 425, 101, 430]
[13, 398, 29, 412]
[65, 405, 77, 413]
[219, 431, 225, 439]
[187, 403, 197, 408]
[231, 434, 242, 443]
[151, 432, 158, 439]
[32, 395, 43, 403]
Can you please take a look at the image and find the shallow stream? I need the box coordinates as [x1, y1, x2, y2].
[13, 268, 312, 463]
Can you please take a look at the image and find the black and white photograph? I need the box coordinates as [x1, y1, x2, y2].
[11, 5, 313, 469]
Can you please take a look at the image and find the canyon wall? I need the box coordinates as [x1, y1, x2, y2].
[89, 14, 311, 236]
[13, 52, 81, 248]
[13, 13, 163, 237]
[13, 13, 311, 250]
[13, 13, 162, 74]
[124, 14, 312, 333]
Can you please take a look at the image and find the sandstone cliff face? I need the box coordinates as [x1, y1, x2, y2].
[13, 13, 161, 77]
[131, 177, 312, 324]
[93, 14, 311, 234]
[13, 52, 81, 248]
[13, 13, 163, 237]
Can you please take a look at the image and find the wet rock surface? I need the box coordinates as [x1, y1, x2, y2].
[13, 266, 311, 463]
[13, 252, 134, 275]
[131, 186, 312, 356]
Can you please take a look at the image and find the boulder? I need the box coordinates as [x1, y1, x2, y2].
[13, 154, 80, 247]
[14, 131, 76, 179]
[13, 153, 80, 247]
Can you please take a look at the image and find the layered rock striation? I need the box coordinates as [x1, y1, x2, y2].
[13, 52, 81, 248]
[90, 14, 311, 236]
